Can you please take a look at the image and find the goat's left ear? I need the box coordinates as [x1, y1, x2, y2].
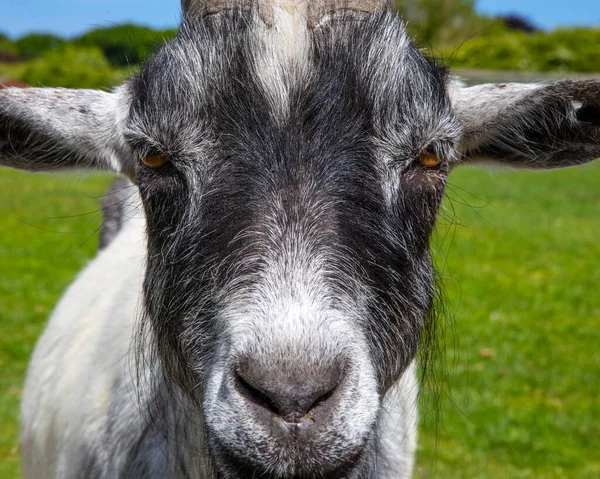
[0, 86, 135, 174]
[450, 79, 600, 168]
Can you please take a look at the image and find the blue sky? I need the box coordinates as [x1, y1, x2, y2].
[1, 0, 599, 38]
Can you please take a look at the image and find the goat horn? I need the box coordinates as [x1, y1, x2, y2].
[181, 0, 392, 28]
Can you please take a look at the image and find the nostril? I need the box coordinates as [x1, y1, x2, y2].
[234, 370, 279, 416]
[310, 387, 337, 410]
[233, 359, 342, 423]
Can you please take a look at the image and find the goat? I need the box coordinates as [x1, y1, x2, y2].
[1, 1, 599, 477]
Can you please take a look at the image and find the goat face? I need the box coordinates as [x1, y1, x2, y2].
[127, 12, 457, 477]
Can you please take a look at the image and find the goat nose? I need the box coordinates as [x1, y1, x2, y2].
[234, 359, 342, 423]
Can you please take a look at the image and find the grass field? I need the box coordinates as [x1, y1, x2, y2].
[0, 162, 598, 478]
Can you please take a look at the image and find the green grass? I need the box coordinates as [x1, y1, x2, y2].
[0, 61, 133, 89]
[417, 163, 600, 478]
[0, 163, 598, 478]
[0, 170, 114, 477]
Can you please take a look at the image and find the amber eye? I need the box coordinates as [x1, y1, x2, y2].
[419, 150, 442, 168]
[139, 152, 167, 169]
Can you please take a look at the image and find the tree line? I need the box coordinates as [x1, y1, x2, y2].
[0, 0, 598, 90]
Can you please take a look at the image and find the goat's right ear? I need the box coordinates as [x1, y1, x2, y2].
[0, 86, 134, 174]
[449, 79, 600, 169]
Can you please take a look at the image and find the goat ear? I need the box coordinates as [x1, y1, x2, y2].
[450, 80, 600, 168]
[0, 86, 134, 174]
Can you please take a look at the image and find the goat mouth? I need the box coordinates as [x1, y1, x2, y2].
[207, 407, 372, 478]
[214, 443, 368, 479]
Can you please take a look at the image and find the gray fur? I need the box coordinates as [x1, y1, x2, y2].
[450, 79, 600, 167]
[99, 176, 136, 249]
[0, 87, 134, 173]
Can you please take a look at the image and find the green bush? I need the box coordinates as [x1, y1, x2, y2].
[20, 45, 118, 89]
[0, 36, 18, 55]
[395, 0, 485, 47]
[448, 24, 600, 72]
[74, 25, 177, 67]
[447, 24, 534, 70]
[15, 33, 66, 60]
[530, 28, 600, 72]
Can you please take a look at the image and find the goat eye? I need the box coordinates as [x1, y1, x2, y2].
[139, 151, 167, 169]
[418, 150, 442, 168]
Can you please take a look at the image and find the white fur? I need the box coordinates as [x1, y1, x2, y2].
[0, 86, 134, 173]
[377, 361, 419, 478]
[448, 81, 542, 157]
[253, 1, 311, 119]
[20, 199, 146, 477]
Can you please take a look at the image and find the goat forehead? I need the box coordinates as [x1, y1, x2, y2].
[130, 11, 454, 152]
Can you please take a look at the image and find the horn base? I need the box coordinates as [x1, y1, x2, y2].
[181, 0, 392, 29]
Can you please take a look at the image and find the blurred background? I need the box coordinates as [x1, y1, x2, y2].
[1, 0, 599, 88]
[0, 1, 598, 478]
